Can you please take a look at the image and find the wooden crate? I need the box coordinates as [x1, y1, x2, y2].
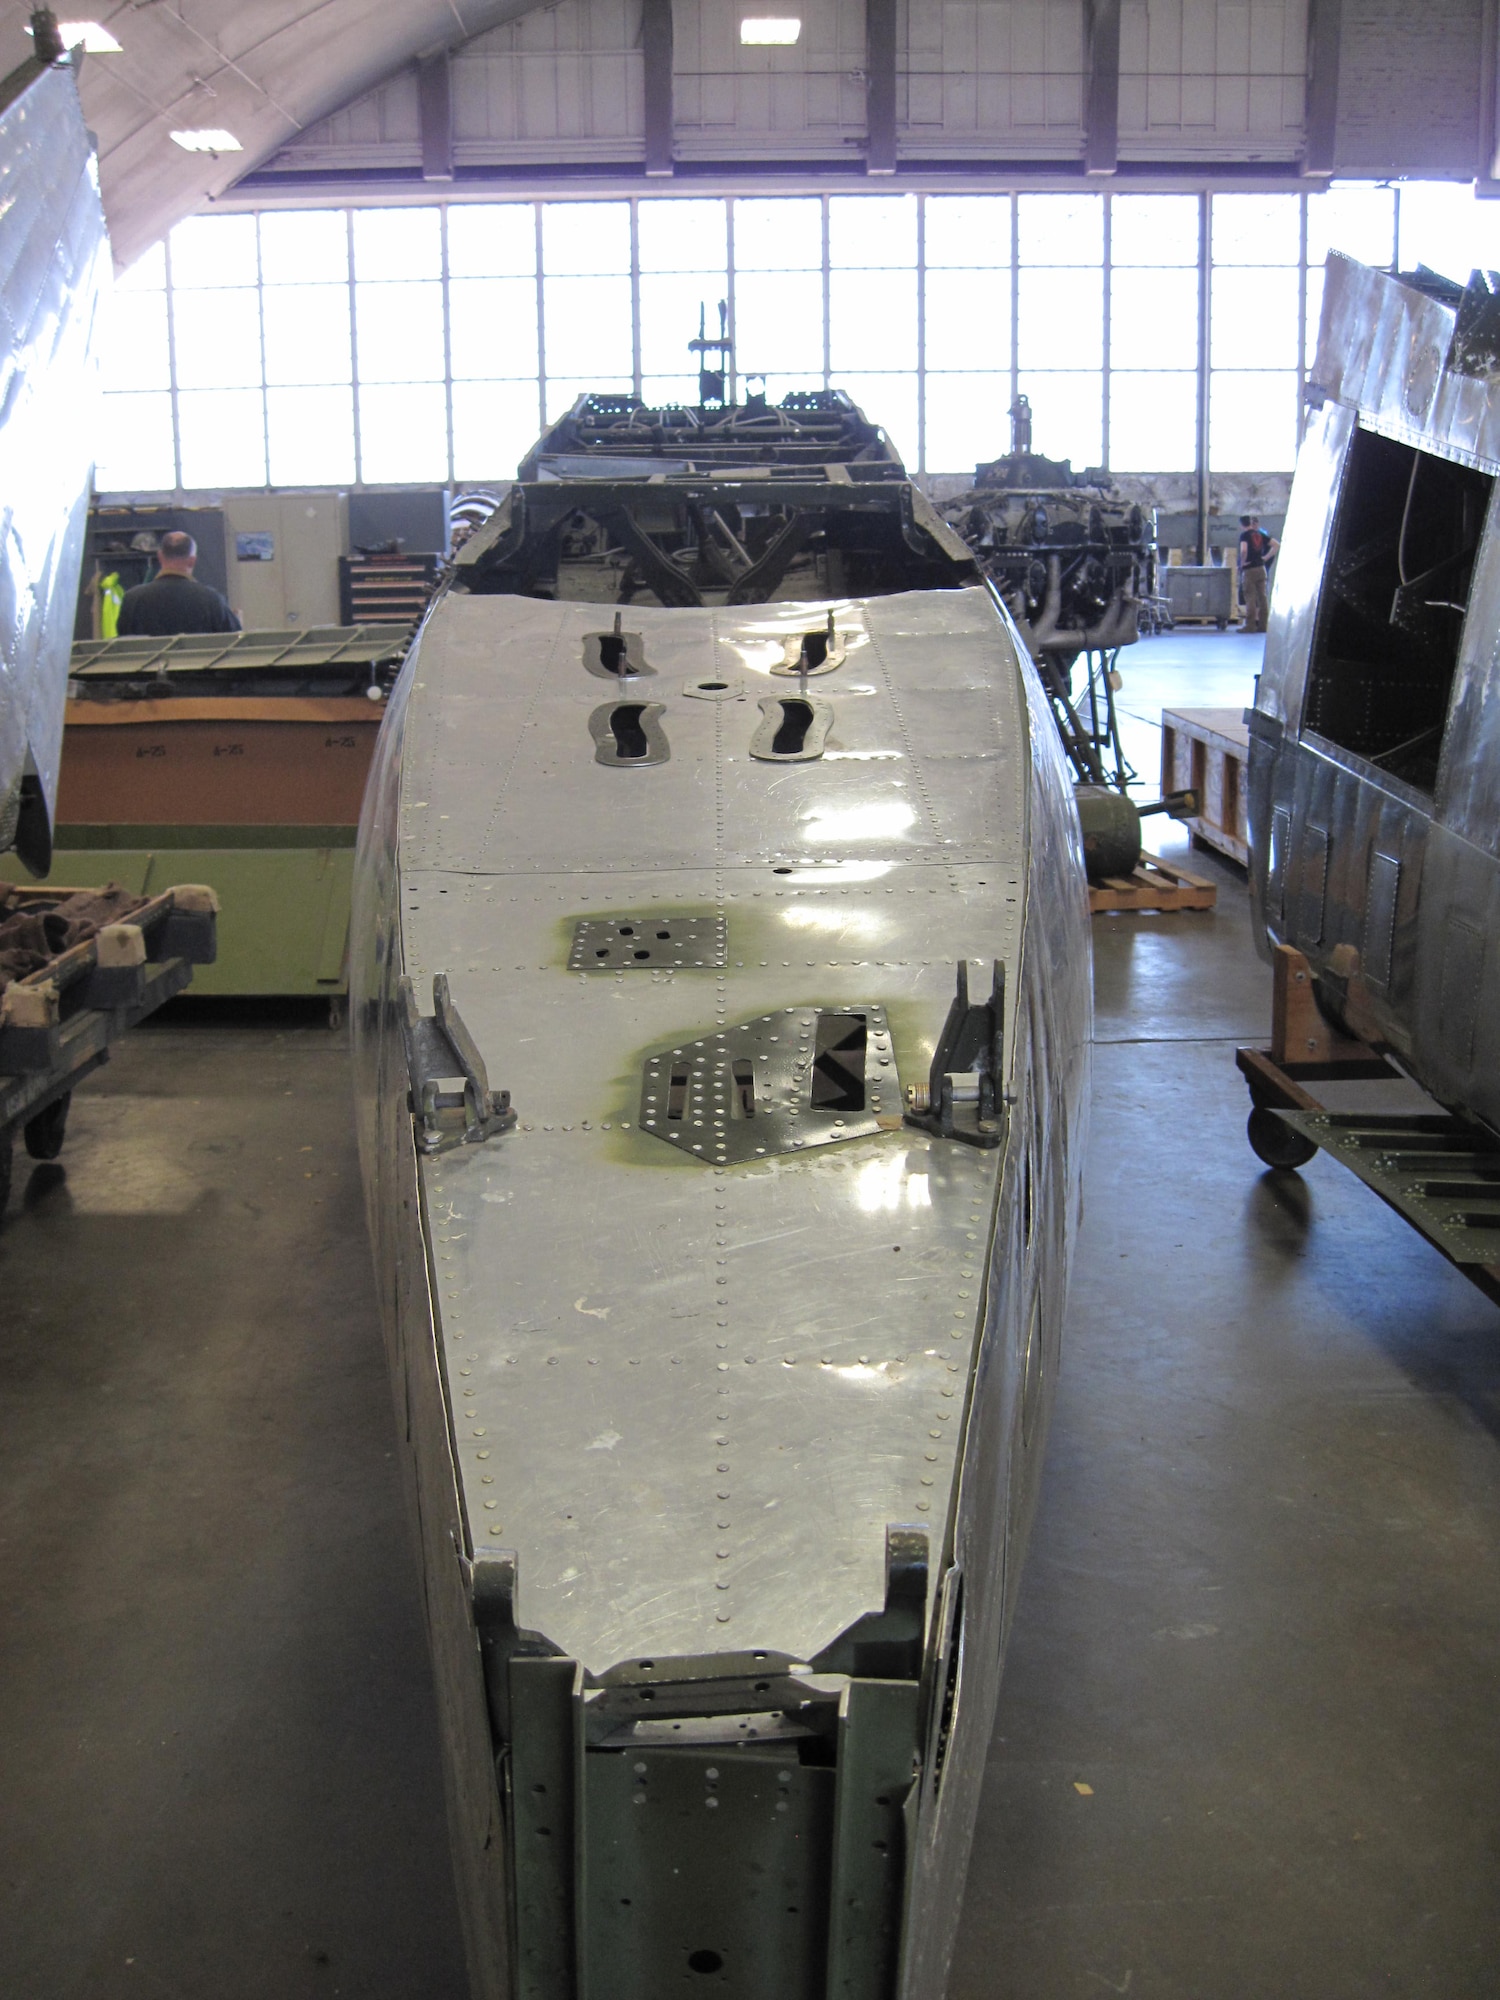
[1089, 853, 1217, 914]
[1161, 706, 1249, 867]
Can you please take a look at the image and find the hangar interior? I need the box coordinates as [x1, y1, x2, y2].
[2, 2, 1499, 1997]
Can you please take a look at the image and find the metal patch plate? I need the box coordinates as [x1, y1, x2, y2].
[570, 913, 727, 970]
[1277, 1109, 1500, 1264]
[640, 1005, 896, 1163]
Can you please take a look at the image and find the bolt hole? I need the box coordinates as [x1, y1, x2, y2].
[620, 926, 635, 937]
[688, 1950, 724, 1975]
[595, 947, 610, 958]
[634, 949, 651, 960]
[772, 866, 792, 875]
[656, 928, 671, 939]
[700, 679, 727, 691]
[753, 1680, 770, 1692]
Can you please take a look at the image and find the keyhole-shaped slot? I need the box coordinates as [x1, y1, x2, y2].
[771, 699, 815, 756]
[610, 704, 650, 760]
[731, 1059, 756, 1119]
[667, 1063, 691, 1120]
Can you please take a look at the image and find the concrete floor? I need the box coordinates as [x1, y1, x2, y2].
[3, 633, 1499, 1998]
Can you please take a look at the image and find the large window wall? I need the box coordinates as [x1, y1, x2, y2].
[97, 181, 1500, 494]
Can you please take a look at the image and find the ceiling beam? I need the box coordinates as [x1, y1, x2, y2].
[866, 0, 897, 176]
[1084, 0, 1121, 177]
[419, 50, 454, 183]
[1302, 0, 1342, 178]
[642, 0, 674, 177]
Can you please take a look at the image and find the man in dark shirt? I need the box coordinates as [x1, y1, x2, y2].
[116, 531, 241, 636]
[1237, 513, 1280, 634]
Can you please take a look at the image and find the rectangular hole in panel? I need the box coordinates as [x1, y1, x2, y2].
[810, 1013, 868, 1112]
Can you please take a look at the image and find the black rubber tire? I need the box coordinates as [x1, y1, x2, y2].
[1247, 1104, 1318, 1172]
[24, 1091, 70, 1161]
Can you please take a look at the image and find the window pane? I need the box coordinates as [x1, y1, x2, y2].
[117, 244, 166, 294]
[1397, 181, 1500, 285]
[260, 210, 349, 287]
[1015, 372, 1103, 468]
[923, 196, 1011, 268]
[355, 281, 445, 383]
[1111, 267, 1196, 370]
[542, 202, 631, 276]
[1111, 194, 1199, 266]
[832, 374, 916, 468]
[1212, 192, 1300, 265]
[453, 380, 541, 481]
[924, 268, 1009, 371]
[178, 387, 266, 487]
[639, 273, 729, 376]
[924, 373, 1010, 476]
[733, 198, 821, 271]
[172, 289, 263, 390]
[100, 289, 171, 393]
[263, 286, 352, 387]
[447, 203, 537, 278]
[544, 377, 634, 423]
[829, 269, 916, 371]
[1017, 269, 1102, 369]
[1211, 267, 1298, 369]
[829, 194, 916, 269]
[1210, 370, 1299, 470]
[638, 198, 727, 272]
[1018, 194, 1103, 265]
[1307, 184, 1396, 269]
[542, 276, 633, 377]
[95, 391, 175, 490]
[732, 270, 824, 376]
[449, 277, 539, 381]
[352, 208, 441, 283]
[1109, 372, 1197, 473]
[267, 386, 356, 486]
[640, 374, 704, 409]
[1304, 266, 1325, 368]
[170, 215, 257, 289]
[358, 383, 449, 481]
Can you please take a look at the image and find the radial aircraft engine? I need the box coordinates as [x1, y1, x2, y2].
[351, 408, 1092, 2000]
[1248, 254, 1500, 1138]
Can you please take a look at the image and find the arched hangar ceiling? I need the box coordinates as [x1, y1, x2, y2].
[1, 0, 547, 266]
[6, 0, 1498, 269]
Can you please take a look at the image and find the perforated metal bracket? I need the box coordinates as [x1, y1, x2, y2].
[570, 913, 727, 970]
[402, 972, 516, 1155]
[904, 960, 1007, 1149]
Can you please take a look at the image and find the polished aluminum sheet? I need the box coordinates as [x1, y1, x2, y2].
[0, 63, 109, 869]
[396, 588, 1031, 1674]
[1312, 252, 1500, 471]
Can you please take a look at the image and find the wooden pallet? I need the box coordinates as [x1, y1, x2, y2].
[1089, 852, 1218, 914]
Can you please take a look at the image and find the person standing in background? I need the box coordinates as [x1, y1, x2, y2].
[1237, 513, 1279, 634]
[116, 531, 241, 637]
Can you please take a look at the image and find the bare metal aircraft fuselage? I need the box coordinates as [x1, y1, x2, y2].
[352, 422, 1091, 1999]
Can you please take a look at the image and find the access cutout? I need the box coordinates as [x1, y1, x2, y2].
[1305, 424, 1494, 792]
[589, 699, 669, 767]
[749, 693, 832, 761]
[810, 1013, 868, 1112]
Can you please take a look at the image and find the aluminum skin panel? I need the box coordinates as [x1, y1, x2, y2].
[1251, 254, 1500, 1141]
[0, 61, 109, 873]
[352, 579, 1091, 2000]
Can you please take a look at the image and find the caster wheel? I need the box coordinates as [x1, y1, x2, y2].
[24, 1091, 70, 1161]
[1247, 1105, 1318, 1172]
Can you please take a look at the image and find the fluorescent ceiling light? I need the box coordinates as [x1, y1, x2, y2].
[740, 16, 802, 43]
[25, 19, 121, 51]
[170, 128, 244, 153]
